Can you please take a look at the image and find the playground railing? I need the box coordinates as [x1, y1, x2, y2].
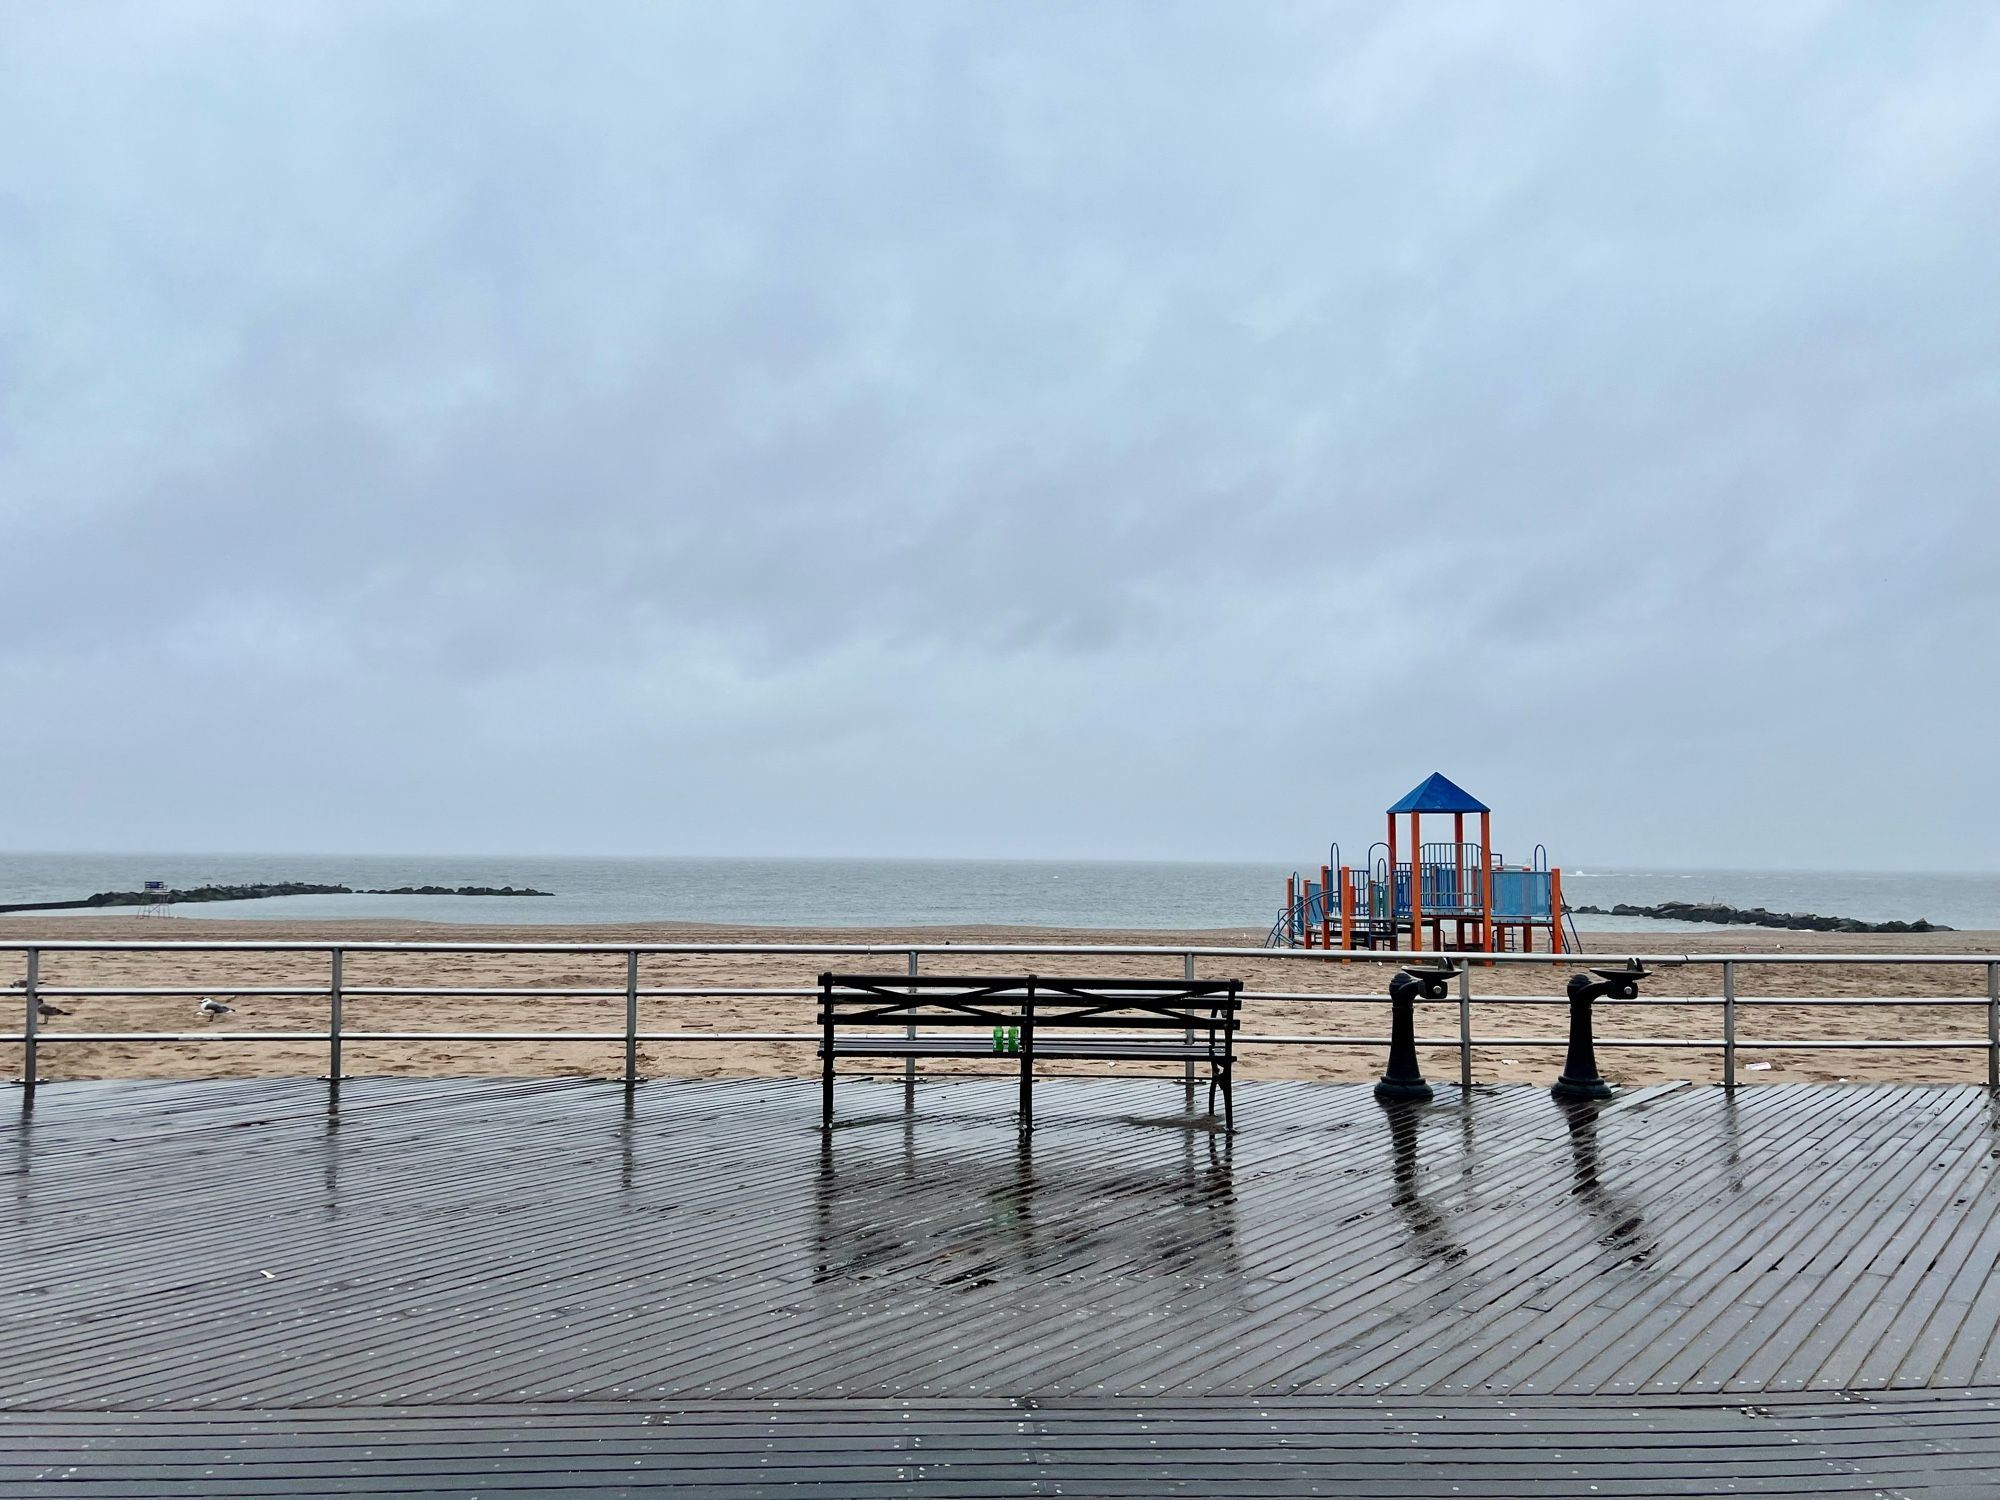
[4, 939, 1997, 1093]
[1266, 867, 1563, 946]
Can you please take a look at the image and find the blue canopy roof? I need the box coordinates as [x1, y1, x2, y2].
[1387, 772, 1490, 815]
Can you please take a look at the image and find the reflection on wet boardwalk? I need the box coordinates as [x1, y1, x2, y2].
[4, 1075, 2000, 1494]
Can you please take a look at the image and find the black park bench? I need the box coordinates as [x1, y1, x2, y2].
[817, 972, 1243, 1131]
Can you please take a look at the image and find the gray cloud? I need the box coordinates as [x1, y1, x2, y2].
[2, 1, 1996, 867]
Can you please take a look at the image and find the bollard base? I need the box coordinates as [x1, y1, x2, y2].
[1551, 1074, 1613, 1102]
[1375, 1077, 1435, 1103]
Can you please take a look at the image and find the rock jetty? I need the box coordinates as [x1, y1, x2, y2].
[1570, 900, 1951, 934]
[0, 882, 554, 914]
[361, 885, 552, 898]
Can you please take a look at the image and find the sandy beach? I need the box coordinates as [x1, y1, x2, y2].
[4, 916, 1995, 1089]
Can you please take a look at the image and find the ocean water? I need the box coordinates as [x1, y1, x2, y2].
[0, 853, 1992, 933]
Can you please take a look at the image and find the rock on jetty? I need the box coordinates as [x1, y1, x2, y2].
[1569, 900, 1951, 934]
[0, 882, 554, 914]
[362, 885, 553, 898]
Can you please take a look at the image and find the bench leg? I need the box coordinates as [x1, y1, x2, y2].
[1019, 1000, 1034, 1133]
[821, 1023, 834, 1128]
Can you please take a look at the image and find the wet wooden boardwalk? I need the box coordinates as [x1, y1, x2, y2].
[5, 1075, 2000, 1495]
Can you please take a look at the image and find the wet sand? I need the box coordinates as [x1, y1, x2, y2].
[3, 917, 1996, 1088]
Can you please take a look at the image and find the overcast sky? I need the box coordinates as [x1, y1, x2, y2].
[2, 2, 1996, 870]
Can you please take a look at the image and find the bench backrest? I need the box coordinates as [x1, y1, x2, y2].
[818, 973, 1241, 1030]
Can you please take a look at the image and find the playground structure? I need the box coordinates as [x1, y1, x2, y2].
[1266, 773, 1574, 952]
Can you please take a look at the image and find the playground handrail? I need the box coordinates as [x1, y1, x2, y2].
[6, 938, 1998, 1093]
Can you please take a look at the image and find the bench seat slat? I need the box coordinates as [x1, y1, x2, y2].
[817, 1014, 1236, 1030]
[823, 973, 1239, 993]
[824, 1039, 1224, 1060]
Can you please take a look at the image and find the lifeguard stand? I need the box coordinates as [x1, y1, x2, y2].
[1268, 773, 1568, 953]
[140, 879, 174, 919]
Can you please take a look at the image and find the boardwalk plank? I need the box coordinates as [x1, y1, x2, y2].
[7, 1395, 2000, 1497]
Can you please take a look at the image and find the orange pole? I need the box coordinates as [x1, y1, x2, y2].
[1550, 868, 1566, 954]
[1321, 864, 1333, 948]
[1385, 814, 1398, 952]
[1479, 810, 1494, 952]
[1340, 867, 1354, 954]
[1286, 874, 1296, 947]
[1409, 811, 1423, 952]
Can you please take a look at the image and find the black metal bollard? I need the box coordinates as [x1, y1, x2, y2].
[1376, 966, 1447, 1103]
[1552, 962, 1647, 1102]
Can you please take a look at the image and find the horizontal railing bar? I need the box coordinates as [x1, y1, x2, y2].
[26, 988, 1994, 1008]
[15, 1031, 670, 1044]
[1238, 1036, 1996, 1050]
[1250, 995, 2000, 1008]
[36, 985, 1251, 1002]
[37, 987, 336, 998]
[1680, 1000, 1992, 1012]
[30, 986, 787, 999]
[349, 985, 816, 998]
[1232, 994, 1998, 1007]
[31, 985, 837, 999]
[27, 986, 1430, 1002]
[1, 939, 1995, 964]
[11, 1032, 1994, 1051]
[13, 1031, 336, 1043]
[12, 1030, 831, 1045]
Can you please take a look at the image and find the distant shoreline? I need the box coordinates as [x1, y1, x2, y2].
[2, 912, 1994, 951]
[2, 858, 1993, 934]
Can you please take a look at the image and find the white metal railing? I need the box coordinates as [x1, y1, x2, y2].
[4, 939, 1997, 1091]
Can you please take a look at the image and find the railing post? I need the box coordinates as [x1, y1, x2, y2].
[1458, 961, 1472, 1092]
[1184, 952, 1197, 1087]
[1987, 962, 1998, 1094]
[624, 949, 640, 1085]
[1722, 960, 1736, 1090]
[905, 950, 918, 1087]
[327, 948, 344, 1082]
[21, 949, 38, 1090]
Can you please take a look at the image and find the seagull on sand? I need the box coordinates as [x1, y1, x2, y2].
[198, 997, 235, 1019]
[10, 980, 70, 1018]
